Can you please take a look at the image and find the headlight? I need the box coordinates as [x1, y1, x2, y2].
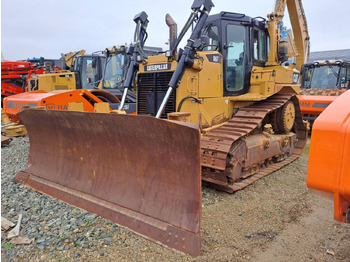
[136, 55, 143, 62]
[165, 50, 172, 57]
[293, 73, 300, 84]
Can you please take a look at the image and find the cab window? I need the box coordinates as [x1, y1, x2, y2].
[311, 67, 338, 89]
[225, 24, 245, 92]
[253, 29, 268, 62]
[301, 67, 313, 88]
[103, 53, 125, 89]
[202, 24, 219, 51]
[339, 67, 350, 89]
[81, 58, 97, 89]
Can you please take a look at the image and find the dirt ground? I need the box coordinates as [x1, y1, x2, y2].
[3, 139, 350, 261]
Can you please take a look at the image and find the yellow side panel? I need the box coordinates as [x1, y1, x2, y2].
[94, 102, 110, 113]
[247, 65, 300, 99]
[68, 102, 84, 112]
[197, 51, 223, 98]
[177, 96, 233, 127]
[38, 72, 76, 92]
[175, 67, 199, 103]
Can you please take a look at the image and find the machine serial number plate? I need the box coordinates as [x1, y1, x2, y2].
[144, 63, 171, 71]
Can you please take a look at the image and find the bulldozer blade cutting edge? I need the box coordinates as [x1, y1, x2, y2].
[15, 108, 202, 256]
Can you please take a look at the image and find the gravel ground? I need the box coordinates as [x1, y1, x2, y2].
[1, 137, 129, 261]
[1, 136, 350, 261]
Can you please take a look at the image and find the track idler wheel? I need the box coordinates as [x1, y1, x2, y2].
[272, 100, 296, 134]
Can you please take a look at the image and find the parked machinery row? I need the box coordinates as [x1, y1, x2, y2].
[4, 0, 349, 257]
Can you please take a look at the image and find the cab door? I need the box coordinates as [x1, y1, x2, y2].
[221, 21, 250, 96]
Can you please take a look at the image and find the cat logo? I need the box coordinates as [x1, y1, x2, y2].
[144, 63, 171, 71]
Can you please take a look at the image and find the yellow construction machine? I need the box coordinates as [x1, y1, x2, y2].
[15, 0, 309, 256]
[25, 50, 86, 91]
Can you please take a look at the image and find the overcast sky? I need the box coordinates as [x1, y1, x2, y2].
[1, 0, 350, 61]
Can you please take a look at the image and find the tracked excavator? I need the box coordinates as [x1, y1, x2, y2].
[14, 0, 309, 256]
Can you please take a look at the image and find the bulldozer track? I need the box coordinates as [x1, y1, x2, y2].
[201, 93, 307, 193]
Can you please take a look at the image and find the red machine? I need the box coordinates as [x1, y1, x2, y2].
[1, 51, 84, 100]
[1, 61, 55, 99]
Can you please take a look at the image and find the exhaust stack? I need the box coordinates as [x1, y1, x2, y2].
[166, 14, 177, 52]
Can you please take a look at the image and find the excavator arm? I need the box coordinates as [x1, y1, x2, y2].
[61, 49, 86, 70]
[287, 0, 310, 70]
[267, 0, 310, 71]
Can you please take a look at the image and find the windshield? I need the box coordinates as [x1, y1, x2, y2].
[102, 52, 125, 89]
[309, 65, 340, 89]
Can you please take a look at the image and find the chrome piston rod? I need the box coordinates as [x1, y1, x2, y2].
[118, 88, 129, 110]
[155, 87, 173, 118]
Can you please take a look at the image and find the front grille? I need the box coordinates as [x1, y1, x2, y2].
[137, 71, 175, 118]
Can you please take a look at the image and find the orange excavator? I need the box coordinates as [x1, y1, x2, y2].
[13, 0, 310, 256]
[297, 60, 350, 128]
[307, 90, 350, 223]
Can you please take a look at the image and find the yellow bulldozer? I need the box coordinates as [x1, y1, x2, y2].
[15, 0, 309, 256]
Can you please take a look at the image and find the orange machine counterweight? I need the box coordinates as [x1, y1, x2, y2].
[3, 90, 108, 123]
[307, 90, 350, 223]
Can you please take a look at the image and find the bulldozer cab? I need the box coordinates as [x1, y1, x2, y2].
[202, 12, 269, 96]
[136, 12, 272, 119]
[73, 54, 106, 90]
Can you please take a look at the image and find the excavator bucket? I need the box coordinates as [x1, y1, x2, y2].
[15, 108, 202, 256]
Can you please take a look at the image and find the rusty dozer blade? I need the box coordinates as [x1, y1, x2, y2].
[15, 108, 202, 256]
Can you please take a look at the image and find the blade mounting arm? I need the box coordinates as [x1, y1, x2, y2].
[155, 0, 214, 118]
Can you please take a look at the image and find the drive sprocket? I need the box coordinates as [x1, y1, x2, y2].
[271, 100, 295, 133]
